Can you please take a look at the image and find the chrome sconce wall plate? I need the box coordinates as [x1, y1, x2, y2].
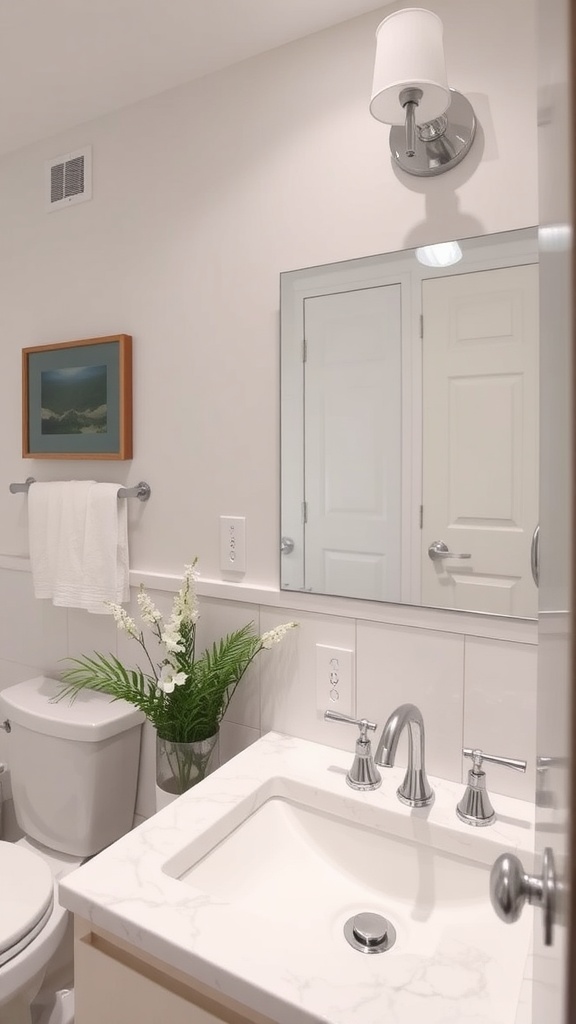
[389, 89, 476, 177]
[369, 8, 476, 177]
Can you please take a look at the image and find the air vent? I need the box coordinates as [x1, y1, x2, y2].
[46, 146, 92, 212]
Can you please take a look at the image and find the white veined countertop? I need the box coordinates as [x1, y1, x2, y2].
[59, 731, 535, 1024]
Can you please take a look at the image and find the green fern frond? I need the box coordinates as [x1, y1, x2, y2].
[56, 583, 296, 746]
[58, 653, 160, 720]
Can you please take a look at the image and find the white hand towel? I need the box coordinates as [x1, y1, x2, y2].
[80, 482, 130, 613]
[28, 481, 130, 613]
[29, 481, 94, 602]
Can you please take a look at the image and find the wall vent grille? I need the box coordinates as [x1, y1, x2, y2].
[46, 146, 92, 211]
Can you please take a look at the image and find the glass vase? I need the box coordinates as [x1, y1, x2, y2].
[155, 732, 219, 802]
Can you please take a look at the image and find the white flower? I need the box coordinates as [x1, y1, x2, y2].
[260, 622, 297, 649]
[157, 666, 188, 694]
[137, 587, 163, 626]
[172, 561, 200, 627]
[105, 602, 139, 638]
[161, 623, 184, 653]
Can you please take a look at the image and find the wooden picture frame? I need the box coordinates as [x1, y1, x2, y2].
[22, 334, 133, 460]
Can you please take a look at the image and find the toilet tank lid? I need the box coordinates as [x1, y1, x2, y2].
[0, 676, 145, 741]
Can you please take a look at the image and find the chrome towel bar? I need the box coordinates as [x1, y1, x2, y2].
[9, 477, 151, 501]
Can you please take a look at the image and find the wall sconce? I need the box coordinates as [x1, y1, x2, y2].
[369, 8, 476, 177]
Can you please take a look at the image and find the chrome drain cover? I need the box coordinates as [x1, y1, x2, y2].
[344, 912, 396, 954]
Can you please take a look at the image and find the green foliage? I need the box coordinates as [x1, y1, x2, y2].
[59, 623, 265, 743]
[58, 564, 296, 745]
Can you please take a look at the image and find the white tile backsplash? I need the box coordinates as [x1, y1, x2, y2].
[66, 605, 121, 664]
[196, 597, 262, 731]
[218, 721, 260, 764]
[260, 606, 356, 750]
[0, 569, 68, 674]
[356, 621, 465, 785]
[0, 566, 539, 818]
[463, 637, 537, 801]
[0, 656, 46, 689]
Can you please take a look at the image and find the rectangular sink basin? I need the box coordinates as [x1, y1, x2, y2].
[60, 734, 535, 1024]
[162, 782, 524, 967]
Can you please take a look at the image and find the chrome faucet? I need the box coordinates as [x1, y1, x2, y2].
[324, 710, 382, 791]
[374, 703, 434, 807]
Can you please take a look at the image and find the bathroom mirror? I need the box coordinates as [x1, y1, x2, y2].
[280, 226, 539, 618]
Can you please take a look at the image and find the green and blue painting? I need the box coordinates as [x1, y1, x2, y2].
[40, 364, 108, 435]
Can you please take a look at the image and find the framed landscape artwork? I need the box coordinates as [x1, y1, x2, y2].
[22, 334, 133, 459]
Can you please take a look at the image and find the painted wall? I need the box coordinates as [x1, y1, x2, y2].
[0, 0, 538, 822]
[0, 0, 537, 576]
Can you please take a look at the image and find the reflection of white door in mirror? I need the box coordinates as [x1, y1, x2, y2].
[421, 264, 539, 617]
[280, 226, 539, 618]
[304, 285, 402, 601]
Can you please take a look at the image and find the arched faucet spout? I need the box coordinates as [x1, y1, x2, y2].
[375, 703, 434, 807]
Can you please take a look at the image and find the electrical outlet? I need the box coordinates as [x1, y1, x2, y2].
[219, 516, 246, 573]
[316, 644, 354, 717]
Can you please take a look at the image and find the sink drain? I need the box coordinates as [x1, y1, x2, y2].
[344, 912, 396, 954]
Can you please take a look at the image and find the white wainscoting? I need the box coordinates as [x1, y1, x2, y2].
[0, 564, 537, 820]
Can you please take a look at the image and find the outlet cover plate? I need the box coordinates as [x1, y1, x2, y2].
[316, 644, 354, 717]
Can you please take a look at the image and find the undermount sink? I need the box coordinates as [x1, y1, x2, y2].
[162, 776, 530, 977]
[166, 792, 485, 931]
[61, 734, 535, 1024]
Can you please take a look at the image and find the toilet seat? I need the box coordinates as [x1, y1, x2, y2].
[0, 838, 82, 1014]
[0, 841, 54, 966]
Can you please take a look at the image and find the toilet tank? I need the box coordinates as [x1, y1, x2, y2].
[0, 676, 144, 857]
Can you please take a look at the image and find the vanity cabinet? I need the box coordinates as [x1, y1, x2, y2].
[73, 919, 274, 1024]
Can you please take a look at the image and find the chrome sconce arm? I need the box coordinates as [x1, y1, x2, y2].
[399, 87, 423, 157]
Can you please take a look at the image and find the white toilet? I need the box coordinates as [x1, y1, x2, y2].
[0, 676, 144, 1024]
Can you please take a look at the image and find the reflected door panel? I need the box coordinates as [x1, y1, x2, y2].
[421, 264, 539, 616]
[280, 226, 539, 616]
[304, 285, 402, 600]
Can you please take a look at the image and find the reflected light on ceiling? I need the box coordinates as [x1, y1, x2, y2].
[415, 241, 463, 267]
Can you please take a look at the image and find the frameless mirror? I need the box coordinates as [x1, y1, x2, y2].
[280, 227, 539, 618]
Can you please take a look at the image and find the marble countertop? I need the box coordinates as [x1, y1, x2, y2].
[59, 732, 535, 1024]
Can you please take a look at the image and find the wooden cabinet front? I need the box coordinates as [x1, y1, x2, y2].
[74, 919, 273, 1024]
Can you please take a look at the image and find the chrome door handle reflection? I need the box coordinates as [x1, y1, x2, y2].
[531, 524, 540, 586]
[428, 540, 472, 561]
[281, 536, 295, 554]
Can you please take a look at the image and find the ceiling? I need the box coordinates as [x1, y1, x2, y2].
[0, 0, 387, 157]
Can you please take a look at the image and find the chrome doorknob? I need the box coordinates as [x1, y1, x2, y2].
[490, 847, 556, 945]
[428, 540, 471, 561]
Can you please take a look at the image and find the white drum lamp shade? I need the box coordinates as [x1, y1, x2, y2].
[370, 9, 450, 126]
